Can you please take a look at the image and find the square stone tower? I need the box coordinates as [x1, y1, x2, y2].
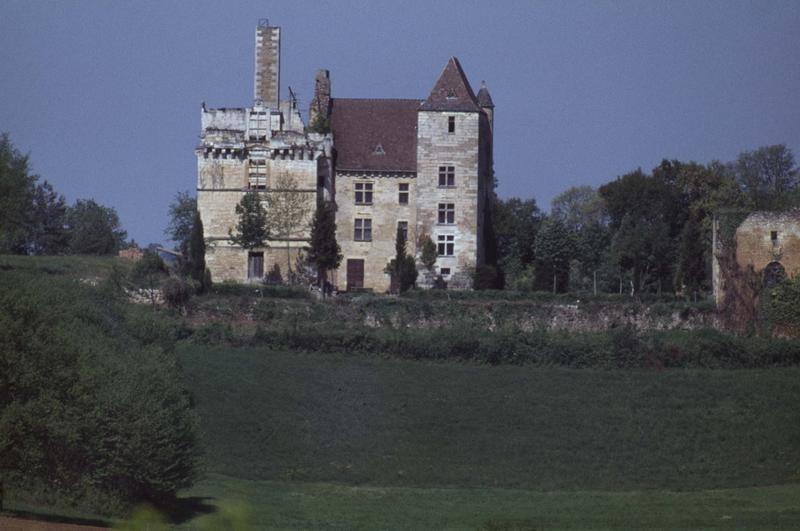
[254, 22, 280, 108]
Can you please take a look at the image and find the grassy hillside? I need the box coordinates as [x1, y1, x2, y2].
[0, 254, 127, 280]
[180, 345, 800, 491]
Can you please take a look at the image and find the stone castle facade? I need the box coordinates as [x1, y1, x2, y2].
[197, 23, 494, 291]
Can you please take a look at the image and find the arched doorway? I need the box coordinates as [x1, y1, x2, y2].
[763, 261, 786, 288]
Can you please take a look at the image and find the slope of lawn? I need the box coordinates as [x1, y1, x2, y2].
[178, 475, 800, 530]
[179, 345, 800, 491]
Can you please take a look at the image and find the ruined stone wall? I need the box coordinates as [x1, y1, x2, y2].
[416, 111, 481, 285]
[735, 212, 800, 278]
[713, 210, 800, 304]
[334, 173, 417, 291]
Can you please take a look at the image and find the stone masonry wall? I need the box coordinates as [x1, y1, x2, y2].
[334, 173, 417, 291]
[416, 111, 481, 283]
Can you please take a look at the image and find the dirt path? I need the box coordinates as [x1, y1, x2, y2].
[0, 516, 107, 531]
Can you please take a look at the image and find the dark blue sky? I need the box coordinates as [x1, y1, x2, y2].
[2, 0, 799, 246]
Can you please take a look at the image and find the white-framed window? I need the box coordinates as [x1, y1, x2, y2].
[397, 220, 408, 241]
[437, 234, 454, 256]
[354, 218, 372, 241]
[438, 166, 455, 187]
[355, 182, 373, 205]
[438, 203, 455, 224]
[398, 182, 409, 204]
[248, 159, 267, 189]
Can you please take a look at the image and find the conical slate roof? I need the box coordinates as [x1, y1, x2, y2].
[477, 82, 494, 108]
[420, 57, 481, 112]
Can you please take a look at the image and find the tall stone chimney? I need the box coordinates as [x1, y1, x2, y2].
[254, 22, 280, 108]
[309, 69, 331, 129]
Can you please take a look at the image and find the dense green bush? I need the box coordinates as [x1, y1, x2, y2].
[0, 270, 199, 514]
[767, 275, 800, 336]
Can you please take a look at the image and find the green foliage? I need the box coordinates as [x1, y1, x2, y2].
[419, 235, 437, 271]
[228, 191, 269, 250]
[309, 114, 331, 134]
[386, 224, 417, 293]
[28, 180, 69, 255]
[767, 275, 800, 336]
[492, 197, 540, 286]
[550, 185, 607, 231]
[307, 202, 342, 280]
[0, 270, 199, 514]
[534, 217, 575, 292]
[0, 133, 36, 253]
[162, 276, 195, 310]
[473, 264, 500, 290]
[66, 199, 128, 255]
[734, 144, 798, 210]
[164, 191, 197, 258]
[188, 210, 207, 291]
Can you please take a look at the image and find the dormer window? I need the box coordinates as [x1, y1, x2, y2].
[446, 88, 457, 100]
[374, 143, 385, 155]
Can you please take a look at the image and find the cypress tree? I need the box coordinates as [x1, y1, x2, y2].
[308, 202, 342, 285]
[188, 210, 207, 290]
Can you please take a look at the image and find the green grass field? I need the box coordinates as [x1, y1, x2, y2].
[176, 345, 800, 529]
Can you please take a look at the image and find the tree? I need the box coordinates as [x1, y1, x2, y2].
[534, 217, 576, 293]
[188, 210, 208, 291]
[419, 234, 438, 272]
[0, 272, 199, 513]
[307, 202, 342, 285]
[386, 225, 417, 293]
[66, 199, 128, 255]
[27, 180, 68, 255]
[229, 191, 269, 250]
[165, 191, 197, 259]
[492, 197, 541, 286]
[734, 144, 798, 210]
[0, 133, 36, 253]
[131, 251, 168, 309]
[264, 174, 313, 280]
[550, 185, 607, 232]
[609, 213, 671, 294]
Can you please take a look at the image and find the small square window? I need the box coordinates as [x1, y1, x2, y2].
[355, 182, 373, 205]
[448, 116, 455, 133]
[440, 267, 451, 276]
[438, 166, 455, 187]
[437, 234, 454, 256]
[438, 203, 455, 224]
[398, 183, 409, 204]
[354, 218, 372, 241]
[771, 231, 778, 242]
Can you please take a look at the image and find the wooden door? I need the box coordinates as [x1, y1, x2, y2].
[346, 259, 364, 290]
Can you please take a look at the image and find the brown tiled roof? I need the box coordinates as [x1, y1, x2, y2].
[330, 98, 422, 172]
[420, 57, 481, 112]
